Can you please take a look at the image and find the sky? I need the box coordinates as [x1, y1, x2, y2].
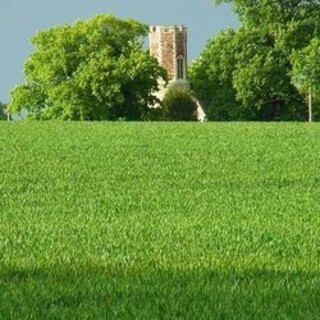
[0, 0, 238, 103]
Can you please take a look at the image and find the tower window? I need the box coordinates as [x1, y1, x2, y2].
[177, 56, 184, 79]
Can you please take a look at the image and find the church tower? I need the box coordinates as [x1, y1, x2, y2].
[148, 25, 206, 121]
[149, 25, 188, 82]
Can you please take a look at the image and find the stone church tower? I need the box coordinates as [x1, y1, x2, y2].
[149, 25, 188, 82]
[149, 25, 206, 121]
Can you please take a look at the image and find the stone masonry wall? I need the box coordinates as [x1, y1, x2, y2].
[149, 25, 187, 81]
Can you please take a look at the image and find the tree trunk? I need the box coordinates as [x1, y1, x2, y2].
[308, 86, 312, 123]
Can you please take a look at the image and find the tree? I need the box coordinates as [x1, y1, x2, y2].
[291, 37, 320, 120]
[190, 28, 304, 121]
[189, 0, 320, 121]
[189, 30, 240, 120]
[9, 15, 167, 121]
[214, 0, 320, 28]
[291, 37, 320, 95]
[231, 28, 304, 121]
[162, 82, 197, 121]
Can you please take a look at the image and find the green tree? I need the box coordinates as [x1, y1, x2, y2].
[291, 37, 320, 95]
[190, 0, 320, 121]
[189, 30, 241, 120]
[162, 82, 197, 121]
[215, 0, 320, 55]
[214, 0, 320, 28]
[190, 28, 304, 120]
[291, 37, 320, 119]
[9, 15, 166, 121]
[232, 28, 304, 121]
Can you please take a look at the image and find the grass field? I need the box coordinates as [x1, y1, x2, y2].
[1, 122, 320, 319]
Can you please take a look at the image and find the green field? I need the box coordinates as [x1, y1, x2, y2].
[1, 122, 319, 319]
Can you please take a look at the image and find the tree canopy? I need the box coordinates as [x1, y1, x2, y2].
[291, 38, 320, 96]
[9, 15, 167, 121]
[190, 0, 320, 120]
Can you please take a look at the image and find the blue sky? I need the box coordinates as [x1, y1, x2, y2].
[0, 0, 238, 103]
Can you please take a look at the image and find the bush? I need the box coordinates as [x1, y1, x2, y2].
[0, 102, 8, 120]
[162, 83, 197, 121]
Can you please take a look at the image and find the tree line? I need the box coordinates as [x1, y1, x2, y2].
[7, 1, 320, 121]
[7, 15, 197, 121]
[190, 0, 320, 121]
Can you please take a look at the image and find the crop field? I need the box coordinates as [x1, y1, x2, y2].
[0, 122, 320, 319]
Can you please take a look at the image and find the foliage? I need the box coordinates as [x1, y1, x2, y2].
[162, 82, 198, 121]
[8, 15, 167, 121]
[190, 28, 304, 120]
[214, 0, 320, 29]
[190, 0, 320, 120]
[291, 37, 320, 118]
[1, 122, 320, 318]
[0, 102, 7, 120]
[189, 29, 241, 120]
[291, 37, 320, 94]
[232, 29, 305, 121]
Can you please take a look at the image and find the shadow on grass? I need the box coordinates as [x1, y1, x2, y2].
[1, 264, 319, 319]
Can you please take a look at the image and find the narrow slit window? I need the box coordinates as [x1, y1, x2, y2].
[177, 57, 184, 79]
